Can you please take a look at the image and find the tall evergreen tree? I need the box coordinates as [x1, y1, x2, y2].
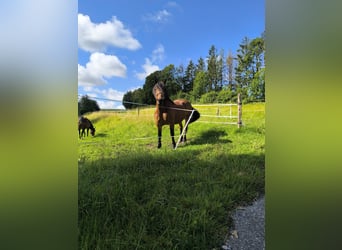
[235, 36, 265, 101]
[207, 45, 217, 91]
[184, 60, 196, 93]
[122, 34, 266, 109]
[195, 57, 206, 74]
[250, 67, 265, 101]
[175, 64, 186, 92]
[207, 45, 225, 92]
[217, 48, 225, 90]
[235, 37, 252, 94]
[250, 37, 265, 74]
[191, 71, 208, 101]
[226, 50, 234, 88]
[160, 64, 181, 98]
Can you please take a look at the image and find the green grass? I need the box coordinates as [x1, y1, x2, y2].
[78, 103, 265, 249]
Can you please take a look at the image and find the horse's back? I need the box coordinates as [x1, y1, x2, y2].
[78, 116, 92, 128]
[173, 99, 200, 123]
[78, 116, 84, 129]
[173, 99, 192, 109]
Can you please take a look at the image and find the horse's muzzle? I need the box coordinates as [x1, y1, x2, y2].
[156, 98, 164, 105]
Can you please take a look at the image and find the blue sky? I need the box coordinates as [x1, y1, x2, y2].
[78, 0, 264, 109]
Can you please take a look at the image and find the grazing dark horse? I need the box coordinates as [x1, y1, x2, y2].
[152, 82, 200, 148]
[78, 116, 95, 139]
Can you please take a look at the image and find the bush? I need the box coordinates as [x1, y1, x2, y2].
[217, 89, 233, 103]
[199, 91, 218, 103]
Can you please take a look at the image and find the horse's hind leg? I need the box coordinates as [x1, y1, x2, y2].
[179, 123, 184, 142]
[170, 124, 176, 148]
[183, 125, 188, 143]
[81, 128, 86, 138]
[179, 122, 188, 143]
[158, 126, 162, 148]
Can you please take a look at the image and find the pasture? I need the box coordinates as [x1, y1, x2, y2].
[78, 102, 265, 249]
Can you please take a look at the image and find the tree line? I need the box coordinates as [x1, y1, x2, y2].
[123, 33, 265, 109]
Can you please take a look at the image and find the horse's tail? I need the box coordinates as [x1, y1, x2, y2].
[189, 109, 200, 123]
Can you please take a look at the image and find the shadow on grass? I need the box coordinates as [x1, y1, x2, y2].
[79, 148, 264, 249]
[191, 128, 232, 145]
[94, 132, 107, 138]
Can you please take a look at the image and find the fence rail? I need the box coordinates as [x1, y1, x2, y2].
[81, 93, 243, 127]
[193, 93, 242, 127]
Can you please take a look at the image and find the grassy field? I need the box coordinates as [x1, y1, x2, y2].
[78, 102, 265, 249]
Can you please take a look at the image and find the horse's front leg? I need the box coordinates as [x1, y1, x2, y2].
[170, 124, 176, 148]
[157, 126, 162, 148]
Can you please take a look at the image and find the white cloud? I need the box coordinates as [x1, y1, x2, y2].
[80, 87, 125, 109]
[128, 85, 143, 92]
[152, 44, 165, 62]
[78, 52, 127, 87]
[143, 9, 171, 23]
[97, 100, 125, 110]
[83, 86, 95, 92]
[101, 88, 125, 101]
[78, 13, 142, 52]
[135, 44, 165, 80]
[166, 1, 183, 11]
[136, 58, 160, 80]
[166, 1, 178, 7]
[82, 87, 124, 102]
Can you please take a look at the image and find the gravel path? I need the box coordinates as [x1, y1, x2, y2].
[222, 195, 265, 250]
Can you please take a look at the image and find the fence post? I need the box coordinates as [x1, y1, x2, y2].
[237, 93, 242, 128]
[216, 106, 220, 116]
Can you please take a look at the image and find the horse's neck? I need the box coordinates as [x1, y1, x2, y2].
[163, 98, 175, 107]
[157, 98, 174, 112]
[156, 103, 164, 113]
[167, 98, 175, 105]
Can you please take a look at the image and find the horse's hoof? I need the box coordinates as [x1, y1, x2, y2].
[157, 144, 161, 149]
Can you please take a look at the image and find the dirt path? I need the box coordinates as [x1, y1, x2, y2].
[222, 195, 265, 250]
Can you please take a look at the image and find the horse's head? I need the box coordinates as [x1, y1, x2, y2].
[90, 127, 95, 136]
[152, 82, 166, 104]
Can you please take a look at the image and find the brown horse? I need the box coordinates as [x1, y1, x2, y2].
[152, 82, 200, 148]
[78, 116, 95, 139]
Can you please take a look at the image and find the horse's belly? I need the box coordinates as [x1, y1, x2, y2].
[157, 113, 173, 126]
